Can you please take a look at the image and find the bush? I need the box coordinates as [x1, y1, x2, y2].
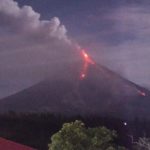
[48, 120, 127, 150]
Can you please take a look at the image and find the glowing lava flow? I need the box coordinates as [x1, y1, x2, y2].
[79, 49, 147, 98]
[80, 49, 95, 79]
[81, 50, 95, 65]
[138, 90, 146, 97]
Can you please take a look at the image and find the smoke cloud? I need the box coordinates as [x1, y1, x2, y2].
[0, 0, 70, 42]
[0, 0, 80, 98]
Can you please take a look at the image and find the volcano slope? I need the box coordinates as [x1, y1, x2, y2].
[0, 62, 150, 120]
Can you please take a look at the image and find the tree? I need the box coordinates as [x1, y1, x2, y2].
[48, 120, 127, 150]
[134, 137, 150, 150]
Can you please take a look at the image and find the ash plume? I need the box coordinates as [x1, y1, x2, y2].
[0, 0, 81, 98]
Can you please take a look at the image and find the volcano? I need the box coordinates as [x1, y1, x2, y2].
[0, 51, 150, 120]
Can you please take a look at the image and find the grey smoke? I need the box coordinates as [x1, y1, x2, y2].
[0, 0, 80, 98]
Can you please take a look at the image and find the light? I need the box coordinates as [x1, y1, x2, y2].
[81, 49, 95, 64]
[123, 122, 127, 126]
[141, 92, 146, 97]
[138, 90, 146, 97]
[81, 73, 86, 78]
[80, 48, 95, 80]
[83, 51, 89, 58]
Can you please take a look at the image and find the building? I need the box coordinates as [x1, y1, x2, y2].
[0, 137, 36, 150]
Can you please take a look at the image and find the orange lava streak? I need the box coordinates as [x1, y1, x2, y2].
[80, 60, 88, 79]
[80, 49, 95, 79]
[81, 50, 95, 65]
[138, 90, 146, 97]
[82, 50, 89, 59]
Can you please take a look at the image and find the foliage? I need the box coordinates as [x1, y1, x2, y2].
[134, 137, 150, 150]
[48, 120, 127, 150]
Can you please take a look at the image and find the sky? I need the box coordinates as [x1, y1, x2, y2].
[0, 0, 150, 98]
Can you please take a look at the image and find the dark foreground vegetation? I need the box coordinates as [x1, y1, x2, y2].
[49, 120, 127, 150]
[0, 112, 149, 150]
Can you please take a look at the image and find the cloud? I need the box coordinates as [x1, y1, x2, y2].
[75, 4, 150, 88]
[110, 6, 150, 39]
[0, 0, 80, 98]
[90, 6, 150, 87]
[0, 0, 71, 42]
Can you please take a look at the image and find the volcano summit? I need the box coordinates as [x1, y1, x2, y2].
[0, 50, 150, 120]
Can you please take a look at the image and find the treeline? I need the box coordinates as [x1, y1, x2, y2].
[0, 112, 149, 150]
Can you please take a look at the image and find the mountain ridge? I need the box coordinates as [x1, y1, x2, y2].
[0, 63, 150, 120]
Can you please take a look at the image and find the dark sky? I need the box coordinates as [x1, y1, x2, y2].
[0, 0, 150, 98]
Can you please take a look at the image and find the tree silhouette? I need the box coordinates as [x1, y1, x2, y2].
[48, 120, 127, 150]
